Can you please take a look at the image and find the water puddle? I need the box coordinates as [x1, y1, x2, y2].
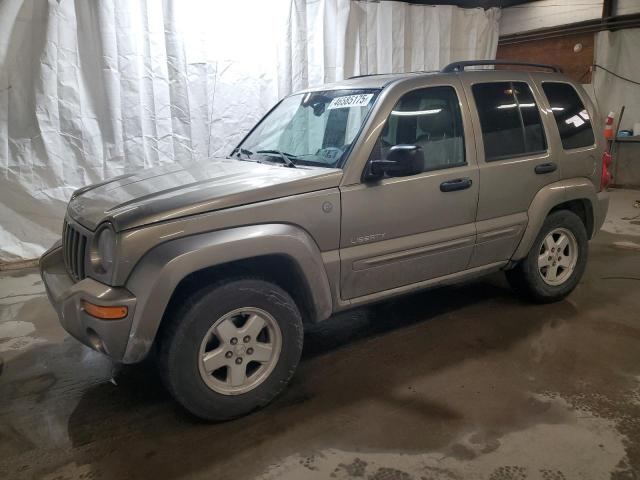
[257, 394, 628, 480]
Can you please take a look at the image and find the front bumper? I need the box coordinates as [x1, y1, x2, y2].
[39, 243, 137, 362]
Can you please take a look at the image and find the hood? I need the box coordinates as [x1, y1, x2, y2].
[67, 158, 343, 231]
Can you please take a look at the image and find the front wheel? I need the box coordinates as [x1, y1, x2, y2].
[506, 210, 588, 303]
[158, 278, 303, 421]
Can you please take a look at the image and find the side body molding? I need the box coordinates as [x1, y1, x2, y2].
[122, 224, 333, 363]
[511, 178, 605, 261]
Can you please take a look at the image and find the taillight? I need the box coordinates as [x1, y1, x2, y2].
[600, 151, 613, 191]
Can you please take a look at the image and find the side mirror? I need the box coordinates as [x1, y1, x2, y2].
[366, 144, 424, 180]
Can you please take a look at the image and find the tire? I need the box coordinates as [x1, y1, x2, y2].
[158, 278, 303, 421]
[506, 210, 588, 303]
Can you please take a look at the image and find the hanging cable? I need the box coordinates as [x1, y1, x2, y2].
[593, 64, 640, 86]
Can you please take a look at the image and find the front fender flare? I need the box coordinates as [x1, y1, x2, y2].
[122, 224, 333, 363]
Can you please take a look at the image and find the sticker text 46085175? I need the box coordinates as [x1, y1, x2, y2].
[327, 94, 374, 110]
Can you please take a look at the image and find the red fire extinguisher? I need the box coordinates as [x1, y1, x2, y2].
[604, 111, 615, 140]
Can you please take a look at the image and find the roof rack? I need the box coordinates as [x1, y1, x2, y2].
[348, 73, 389, 80]
[347, 70, 440, 80]
[441, 60, 562, 73]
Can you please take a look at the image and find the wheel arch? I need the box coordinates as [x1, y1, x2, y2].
[512, 179, 599, 261]
[121, 224, 333, 363]
[162, 254, 318, 330]
[549, 199, 594, 238]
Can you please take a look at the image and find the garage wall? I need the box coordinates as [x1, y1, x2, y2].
[0, 0, 500, 263]
[496, 32, 595, 83]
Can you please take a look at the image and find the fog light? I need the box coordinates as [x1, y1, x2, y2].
[81, 300, 128, 320]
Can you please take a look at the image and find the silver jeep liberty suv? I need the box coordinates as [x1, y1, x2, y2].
[40, 61, 611, 420]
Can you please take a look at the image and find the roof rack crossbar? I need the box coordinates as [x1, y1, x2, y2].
[442, 60, 562, 73]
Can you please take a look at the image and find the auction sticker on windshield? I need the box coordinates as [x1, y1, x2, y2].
[327, 93, 374, 110]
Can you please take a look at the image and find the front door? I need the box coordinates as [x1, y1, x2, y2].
[339, 83, 479, 300]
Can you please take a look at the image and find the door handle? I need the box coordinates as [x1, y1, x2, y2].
[534, 162, 557, 174]
[440, 178, 473, 192]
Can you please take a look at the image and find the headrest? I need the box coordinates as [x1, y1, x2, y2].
[417, 109, 452, 138]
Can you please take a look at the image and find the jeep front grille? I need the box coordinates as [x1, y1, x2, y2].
[62, 220, 87, 281]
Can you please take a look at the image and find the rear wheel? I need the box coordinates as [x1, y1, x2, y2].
[506, 210, 588, 303]
[158, 278, 303, 421]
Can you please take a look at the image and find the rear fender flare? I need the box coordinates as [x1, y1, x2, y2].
[512, 179, 598, 261]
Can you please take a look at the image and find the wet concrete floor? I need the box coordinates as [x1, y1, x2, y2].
[1, 189, 640, 480]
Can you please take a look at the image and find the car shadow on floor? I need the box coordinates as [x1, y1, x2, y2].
[301, 273, 514, 360]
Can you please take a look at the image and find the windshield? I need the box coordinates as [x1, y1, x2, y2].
[235, 89, 379, 168]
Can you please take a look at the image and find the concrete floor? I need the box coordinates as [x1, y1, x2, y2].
[1, 189, 640, 480]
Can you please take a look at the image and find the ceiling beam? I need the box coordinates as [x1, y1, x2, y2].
[499, 12, 640, 45]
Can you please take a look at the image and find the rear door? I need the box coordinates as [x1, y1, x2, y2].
[459, 73, 560, 267]
[339, 79, 479, 300]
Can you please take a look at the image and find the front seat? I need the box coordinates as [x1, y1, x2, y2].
[415, 109, 458, 170]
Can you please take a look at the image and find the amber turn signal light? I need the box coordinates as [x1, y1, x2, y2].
[81, 300, 128, 320]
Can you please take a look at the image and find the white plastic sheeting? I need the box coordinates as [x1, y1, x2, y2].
[0, 0, 500, 262]
[594, 28, 640, 131]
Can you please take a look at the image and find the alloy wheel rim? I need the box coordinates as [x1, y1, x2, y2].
[538, 227, 578, 286]
[198, 307, 282, 395]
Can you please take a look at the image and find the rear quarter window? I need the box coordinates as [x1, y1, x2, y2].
[541, 82, 595, 150]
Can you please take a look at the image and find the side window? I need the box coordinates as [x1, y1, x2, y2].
[542, 82, 595, 150]
[472, 81, 547, 161]
[371, 86, 466, 173]
[515, 83, 547, 154]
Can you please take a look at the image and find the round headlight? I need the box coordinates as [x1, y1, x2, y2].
[91, 224, 116, 274]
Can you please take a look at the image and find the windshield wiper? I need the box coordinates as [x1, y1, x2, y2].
[256, 149, 297, 168]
